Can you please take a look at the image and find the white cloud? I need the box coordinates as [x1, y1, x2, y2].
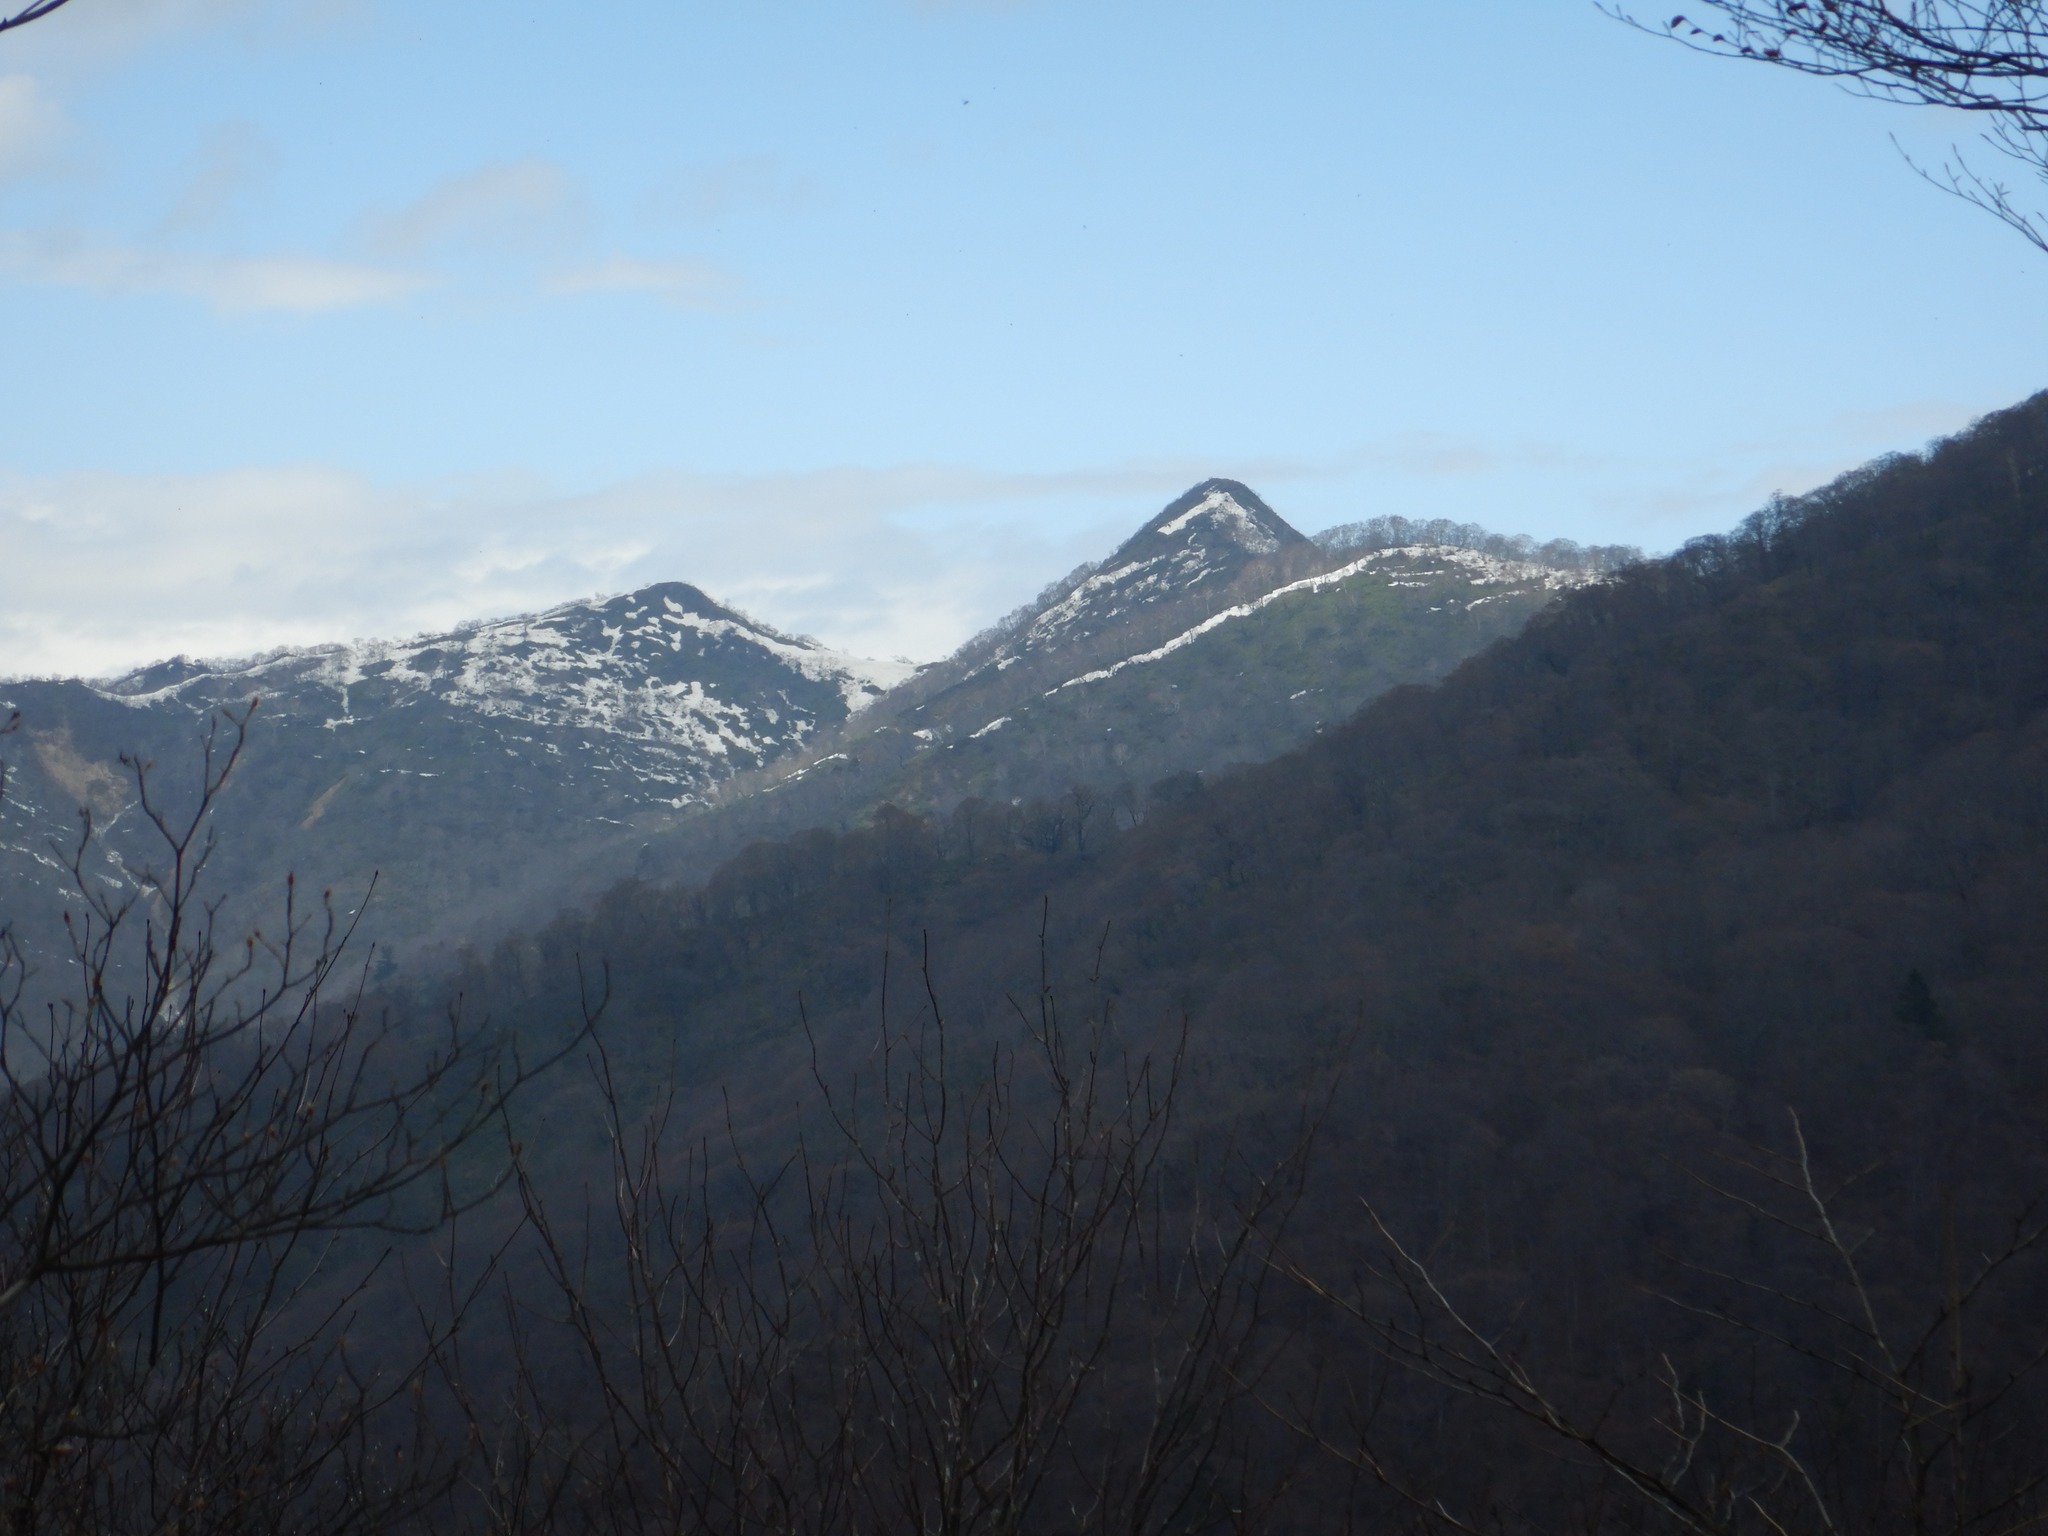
[201, 251, 421, 310]
[0, 74, 68, 181]
[365, 158, 585, 257]
[0, 228, 427, 310]
[0, 460, 1237, 680]
[10, 403, 1977, 685]
[550, 256, 738, 308]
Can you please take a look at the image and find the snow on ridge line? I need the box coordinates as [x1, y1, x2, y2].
[89, 588, 917, 720]
[1005, 557, 1155, 648]
[654, 600, 917, 710]
[1153, 489, 1283, 554]
[982, 492, 1297, 670]
[1045, 545, 1592, 696]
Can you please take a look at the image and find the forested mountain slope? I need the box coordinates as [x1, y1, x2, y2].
[449, 393, 2048, 1527]
[16, 398, 2043, 1531]
[1, 480, 1608, 980]
[475, 395, 2048, 1149]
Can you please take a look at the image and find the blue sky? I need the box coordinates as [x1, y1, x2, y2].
[2, 0, 2044, 675]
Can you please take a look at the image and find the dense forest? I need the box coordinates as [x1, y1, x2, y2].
[8, 393, 2048, 1532]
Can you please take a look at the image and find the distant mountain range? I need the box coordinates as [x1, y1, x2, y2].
[0, 478, 1624, 974]
[93, 582, 912, 810]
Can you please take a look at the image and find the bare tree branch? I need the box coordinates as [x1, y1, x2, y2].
[1607, 0, 2048, 250]
[0, 0, 74, 38]
[0, 704, 597, 1533]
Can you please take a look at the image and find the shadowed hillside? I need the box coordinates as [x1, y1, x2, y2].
[437, 391, 2048, 1531]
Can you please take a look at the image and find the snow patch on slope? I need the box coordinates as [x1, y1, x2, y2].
[1047, 545, 1592, 695]
[986, 521, 1256, 660]
[83, 584, 918, 808]
[1154, 488, 1283, 554]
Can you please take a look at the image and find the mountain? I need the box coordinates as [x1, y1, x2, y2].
[0, 584, 910, 976]
[26, 395, 2048, 1531]
[93, 581, 912, 805]
[968, 478, 1309, 667]
[626, 479, 1609, 886]
[0, 478, 1615, 976]
[442, 392, 2048, 1532]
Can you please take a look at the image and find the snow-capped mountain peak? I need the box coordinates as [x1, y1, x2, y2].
[1123, 478, 1303, 561]
[0, 575, 924, 977]
[86, 580, 917, 809]
[979, 479, 1306, 666]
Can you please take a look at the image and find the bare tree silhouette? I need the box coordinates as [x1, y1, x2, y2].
[1283, 1109, 2048, 1536]
[472, 924, 1319, 1535]
[0, 703, 595, 1534]
[1610, 1, 2048, 251]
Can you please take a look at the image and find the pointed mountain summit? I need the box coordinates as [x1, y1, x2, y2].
[1, 474, 1617, 974]
[985, 479, 1307, 664]
[625, 475, 1611, 893]
[1106, 478, 1306, 566]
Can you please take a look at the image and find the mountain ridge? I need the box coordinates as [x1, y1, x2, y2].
[2, 479, 1619, 974]
[426, 392, 2048, 1534]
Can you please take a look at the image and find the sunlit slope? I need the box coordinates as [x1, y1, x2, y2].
[629, 487, 1600, 886]
[789, 544, 1585, 810]
[2, 478, 1609, 975]
[0, 583, 909, 976]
